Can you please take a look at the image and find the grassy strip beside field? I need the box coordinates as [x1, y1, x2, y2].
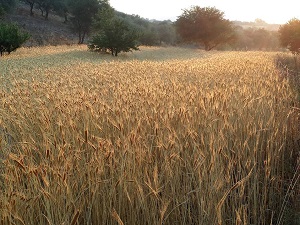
[0, 46, 299, 224]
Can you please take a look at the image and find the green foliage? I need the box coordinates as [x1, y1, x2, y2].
[278, 18, 300, 55]
[0, 23, 30, 56]
[0, 0, 16, 13]
[175, 6, 235, 50]
[116, 12, 177, 46]
[156, 21, 177, 45]
[121, 15, 159, 46]
[17, 0, 176, 47]
[139, 27, 159, 46]
[92, 1, 114, 30]
[67, 0, 104, 44]
[0, 0, 16, 19]
[52, 0, 68, 22]
[89, 16, 139, 56]
[90, 6, 139, 56]
[0, 6, 5, 18]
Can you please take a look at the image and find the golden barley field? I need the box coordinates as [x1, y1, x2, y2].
[0, 46, 299, 225]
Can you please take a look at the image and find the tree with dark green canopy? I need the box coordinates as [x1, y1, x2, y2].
[0, 23, 30, 56]
[89, 4, 139, 56]
[175, 6, 235, 51]
[89, 19, 140, 56]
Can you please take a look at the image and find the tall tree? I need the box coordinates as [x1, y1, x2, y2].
[175, 6, 235, 51]
[67, 0, 103, 44]
[278, 18, 300, 55]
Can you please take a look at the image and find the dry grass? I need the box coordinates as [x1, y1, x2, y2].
[0, 46, 298, 225]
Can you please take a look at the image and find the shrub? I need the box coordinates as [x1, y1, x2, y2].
[88, 19, 140, 56]
[0, 23, 29, 56]
[89, 5, 139, 56]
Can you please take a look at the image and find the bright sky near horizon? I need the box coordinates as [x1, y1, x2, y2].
[109, 0, 299, 24]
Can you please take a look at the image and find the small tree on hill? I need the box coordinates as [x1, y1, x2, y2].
[175, 6, 235, 51]
[0, 23, 30, 56]
[20, 0, 37, 16]
[89, 5, 139, 56]
[36, 0, 53, 20]
[67, 0, 103, 44]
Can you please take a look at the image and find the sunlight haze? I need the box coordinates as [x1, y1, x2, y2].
[109, 0, 298, 24]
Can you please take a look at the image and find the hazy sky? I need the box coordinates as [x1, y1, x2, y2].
[109, 0, 299, 24]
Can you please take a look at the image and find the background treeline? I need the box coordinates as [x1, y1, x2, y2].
[116, 12, 177, 46]
[0, 0, 282, 50]
[227, 26, 280, 51]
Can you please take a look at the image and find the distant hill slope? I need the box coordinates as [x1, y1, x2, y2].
[3, 2, 78, 46]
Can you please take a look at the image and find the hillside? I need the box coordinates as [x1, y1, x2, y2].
[3, 2, 78, 46]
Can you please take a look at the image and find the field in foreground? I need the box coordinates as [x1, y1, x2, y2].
[0, 46, 299, 225]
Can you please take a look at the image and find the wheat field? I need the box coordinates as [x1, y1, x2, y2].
[0, 46, 299, 225]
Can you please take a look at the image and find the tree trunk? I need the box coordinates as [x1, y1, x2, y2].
[78, 32, 82, 44]
[45, 8, 49, 20]
[39, 7, 44, 17]
[45, 9, 49, 20]
[63, 11, 68, 23]
[80, 32, 86, 44]
[203, 42, 209, 51]
[78, 31, 86, 44]
[30, 3, 34, 16]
